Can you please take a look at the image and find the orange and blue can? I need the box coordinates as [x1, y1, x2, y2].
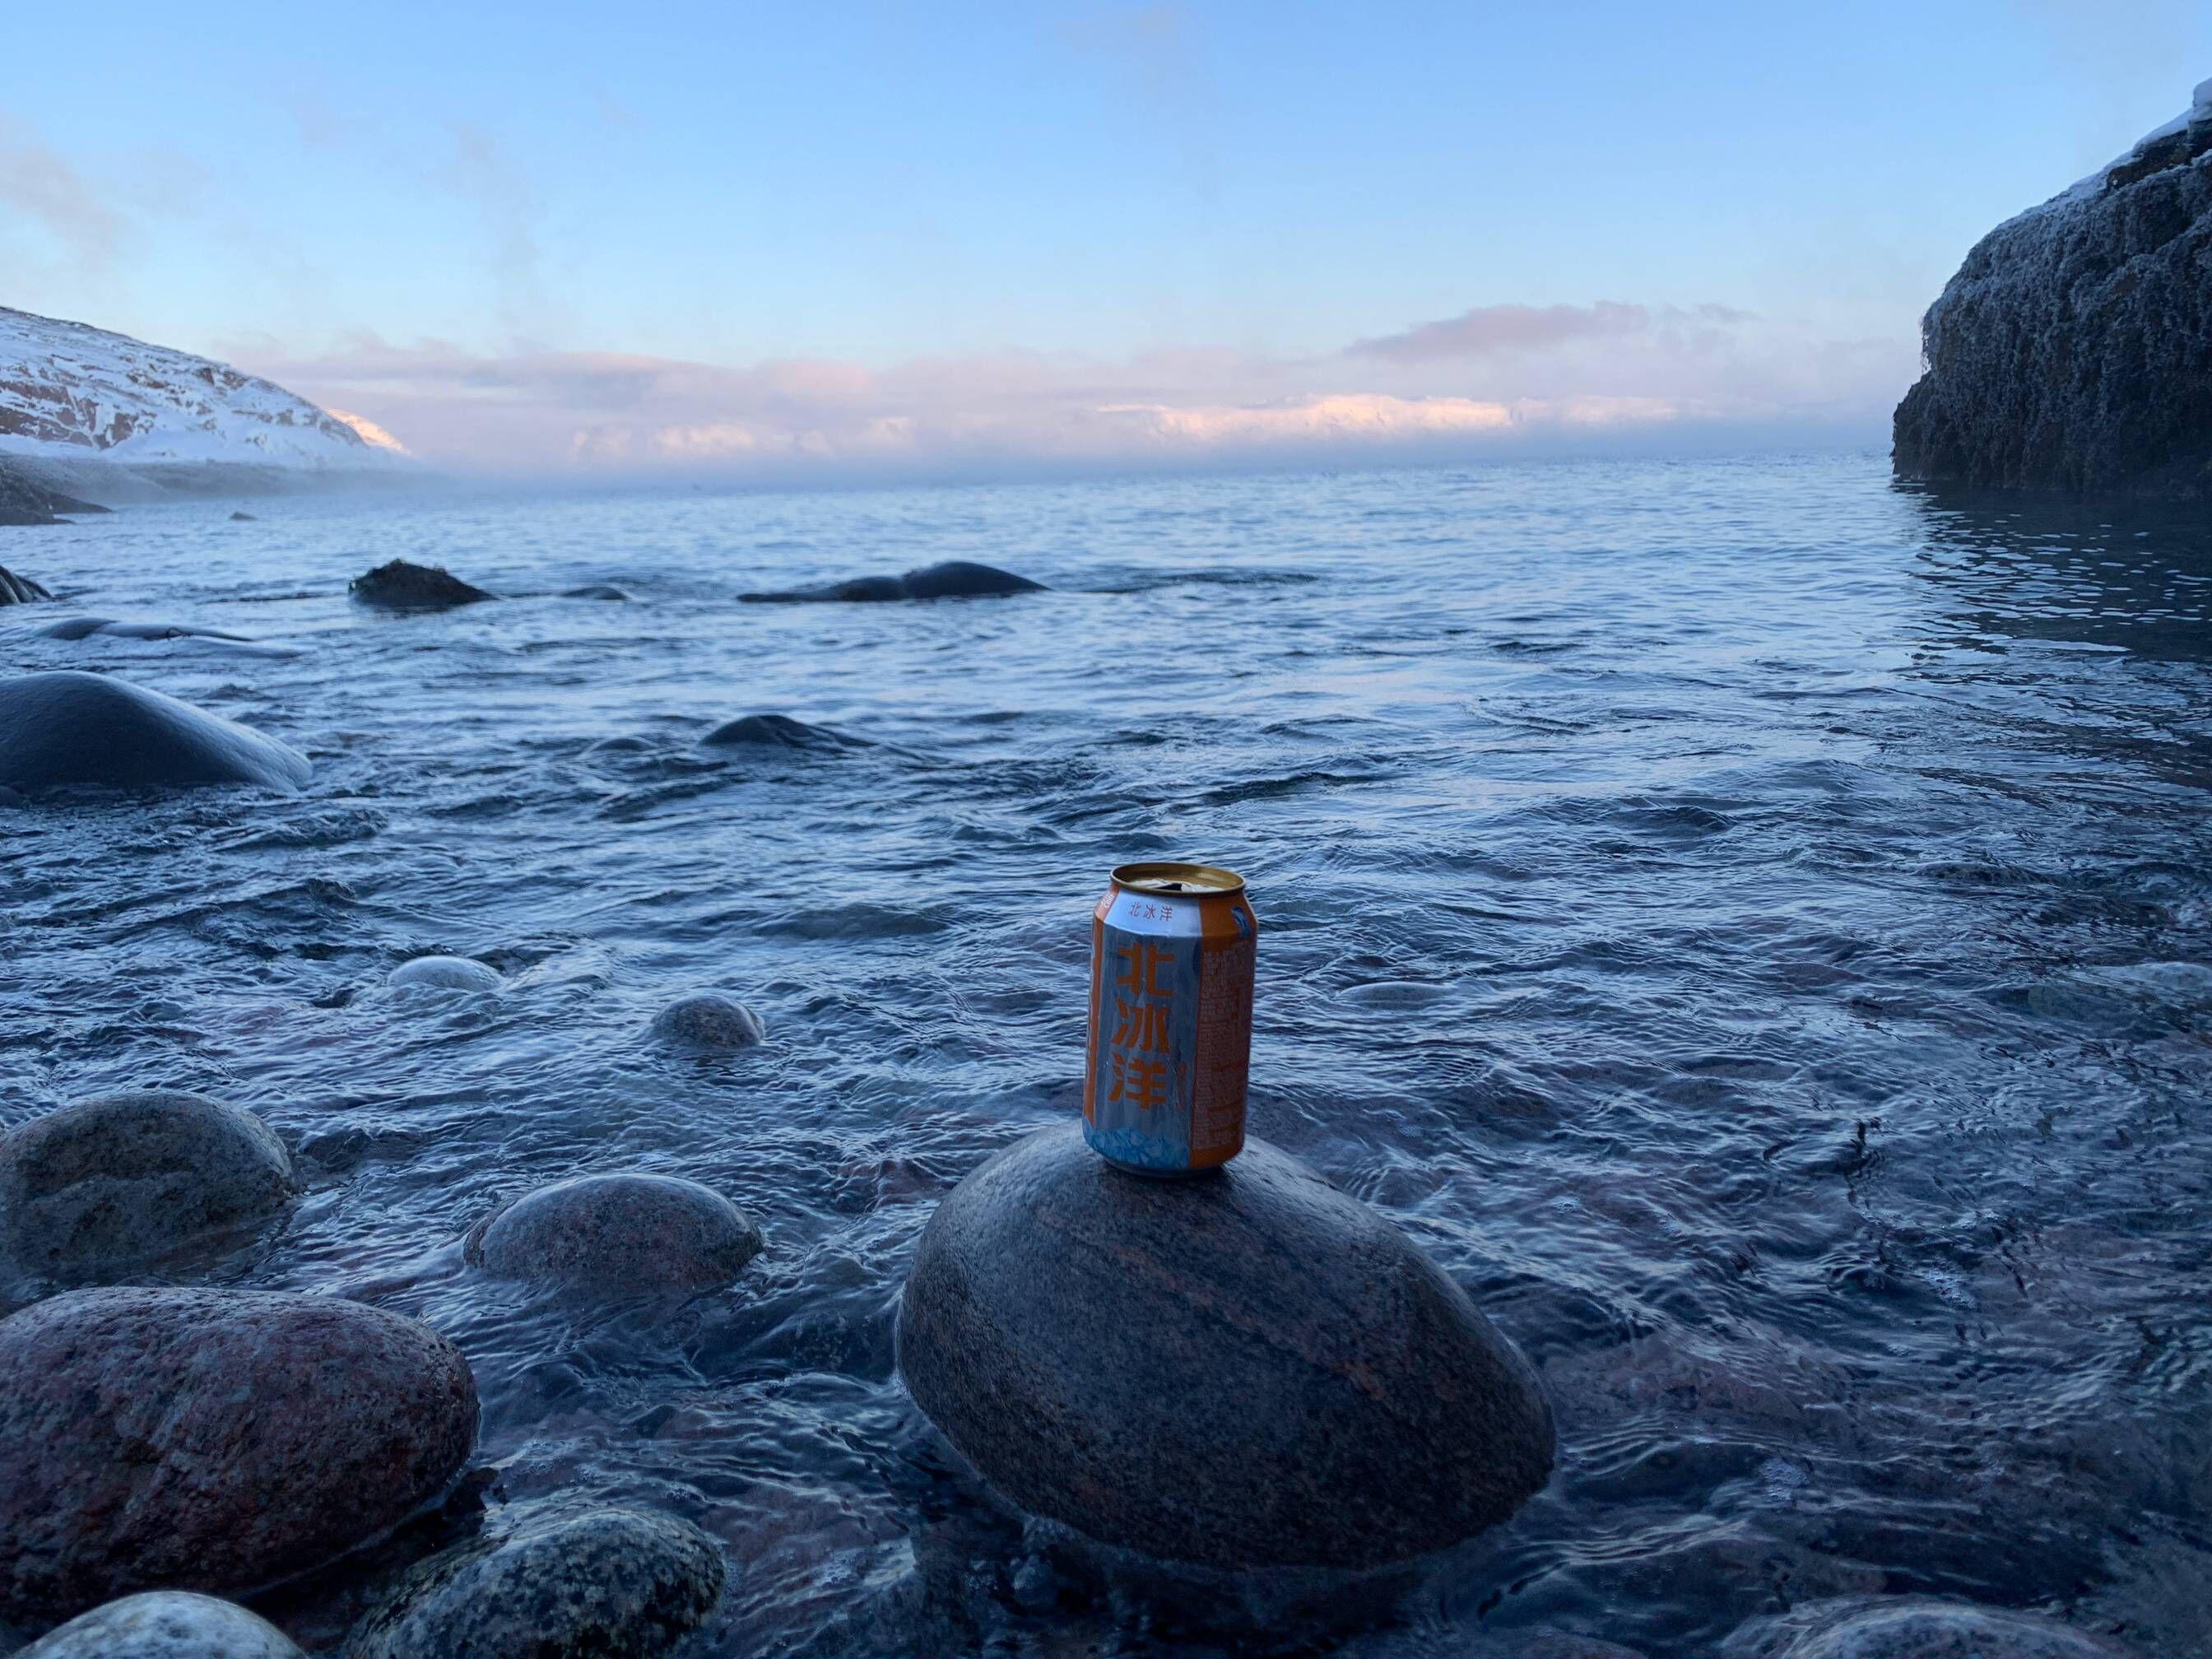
[1082, 862, 1257, 1176]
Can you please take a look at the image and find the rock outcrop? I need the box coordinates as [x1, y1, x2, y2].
[1894, 79, 2212, 498]
[21, 1592, 304, 1658]
[0, 1287, 478, 1624]
[0, 564, 53, 603]
[897, 1124, 1555, 1573]
[464, 1173, 764, 1292]
[0, 1091, 299, 1285]
[349, 560, 495, 610]
[0, 466, 107, 527]
[344, 1508, 725, 1659]
[0, 672, 311, 792]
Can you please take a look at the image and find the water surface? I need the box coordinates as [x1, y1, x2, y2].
[2, 453, 2206, 1655]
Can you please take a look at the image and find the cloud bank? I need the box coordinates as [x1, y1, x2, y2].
[233, 301, 1912, 483]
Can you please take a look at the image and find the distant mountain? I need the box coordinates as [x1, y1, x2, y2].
[0, 306, 409, 507]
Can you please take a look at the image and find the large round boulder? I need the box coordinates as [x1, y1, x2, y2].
[0, 1091, 299, 1282]
[1721, 1598, 2140, 1659]
[22, 1592, 304, 1658]
[464, 1173, 763, 1292]
[0, 1287, 479, 1624]
[896, 1124, 1555, 1572]
[345, 1508, 725, 1658]
[648, 992, 765, 1052]
[0, 672, 310, 792]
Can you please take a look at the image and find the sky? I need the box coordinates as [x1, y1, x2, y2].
[3, 2, 2208, 480]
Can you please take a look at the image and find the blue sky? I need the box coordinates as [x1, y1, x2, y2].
[4, 2, 2206, 474]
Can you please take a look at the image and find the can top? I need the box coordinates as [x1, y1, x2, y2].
[1110, 861, 1247, 897]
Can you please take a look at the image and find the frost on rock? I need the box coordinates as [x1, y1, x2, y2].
[1893, 79, 2212, 499]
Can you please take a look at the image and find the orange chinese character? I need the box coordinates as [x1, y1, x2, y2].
[1108, 1051, 1171, 1112]
[1116, 938, 1173, 1000]
[1113, 996, 1171, 1053]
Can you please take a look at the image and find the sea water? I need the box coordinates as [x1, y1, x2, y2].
[1, 451, 2206, 1655]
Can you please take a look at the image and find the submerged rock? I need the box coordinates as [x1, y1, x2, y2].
[0, 671, 311, 792]
[0, 1091, 298, 1282]
[699, 712, 867, 752]
[562, 583, 630, 601]
[345, 1508, 725, 1659]
[464, 1172, 764, 1292]
[388, 955, 502, 992]
[22, 1592, 304, 1657]
[0, 1286, 478, 1624]
[1894, 78, 2212, 498]
[27, 616, 295, 658]
[648, 991, 767, 1051]
[1721, 1597, 2140, 1659]
[348, 560, 495, 609]
[739, 560, 1043, 603]
[896, 1124, 1555, 1573]
[230, 510, 258, 522]
[0, 564, 53, 604]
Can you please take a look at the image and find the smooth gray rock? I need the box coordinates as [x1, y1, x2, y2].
[648, 992, 766, 1051]
[0, 1091, 298, 1282]
[344, 1508, 725, 1659]
[0, 1287, 478, 1624]
[896, 1124, 1555, 1572]
[0, 564, 53, 603]
[562, 583, 629, 601]
[1894, 81, 2212, 497]
[1720, 1597, 2140, 1659]
[464, 1173, 763, 1292]
[388, 955, 501, 992]
[0, 672, 310, 792]
[348, 560, 494, 609]
[22, 1592, 304, 1657]
[738, 560, 1043, 603]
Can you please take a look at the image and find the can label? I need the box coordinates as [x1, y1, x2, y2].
[1083, 876, 1257, 1174]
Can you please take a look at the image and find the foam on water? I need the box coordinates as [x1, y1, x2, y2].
[1, 453, 2207, 1656]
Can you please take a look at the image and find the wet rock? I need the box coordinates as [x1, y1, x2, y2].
[648, 991, 767, 1051]
[0, 671, 311, 792]
[388, 955, 501, 992]
[1894, 78, 2212, 498]
[896, 1124, 1555, 1572]
[562, 583, 629, 601]
[0, 1286, 478, 1624]
[1720, 1596, 2140, 1659]
[22, 1592, 304, 1657]
[0, 564, 53, 604]
[464, 1172, 763, 1291]
[0, 1091, 299, 1282]
[739, 559, 1043, 603]
[348, 559, 495, 609]
[230, 510, 258, 523]
[344, 1508, 724, 1659]
[699, 712, 867, 752]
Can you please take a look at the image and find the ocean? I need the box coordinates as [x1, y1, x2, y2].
[2, 450, 2207, 1655]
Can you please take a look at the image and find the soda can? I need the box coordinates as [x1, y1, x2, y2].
[1082, 861, 1257, 1176]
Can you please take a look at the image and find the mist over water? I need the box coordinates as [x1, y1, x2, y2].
[2, 452, 2207, 1656]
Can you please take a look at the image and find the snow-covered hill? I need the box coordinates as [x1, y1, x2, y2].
[0, 306, 408, 471]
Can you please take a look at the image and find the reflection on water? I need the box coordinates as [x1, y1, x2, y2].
[0, 453, 2205, 1657]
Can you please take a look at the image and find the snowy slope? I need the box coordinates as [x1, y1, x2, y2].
[0, 306, 408, 469]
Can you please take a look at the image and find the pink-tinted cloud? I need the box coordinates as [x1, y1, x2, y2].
[1349, 300, 1756, 362]
[231, 300, 1909, 481]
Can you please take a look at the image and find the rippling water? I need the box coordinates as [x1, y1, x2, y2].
[2, 453, 2208, 1656]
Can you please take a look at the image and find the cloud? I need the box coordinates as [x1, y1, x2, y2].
[234, 294, 1907, 485]
[0, 117, 127, 273]
[1349, 301, 1755, 363]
